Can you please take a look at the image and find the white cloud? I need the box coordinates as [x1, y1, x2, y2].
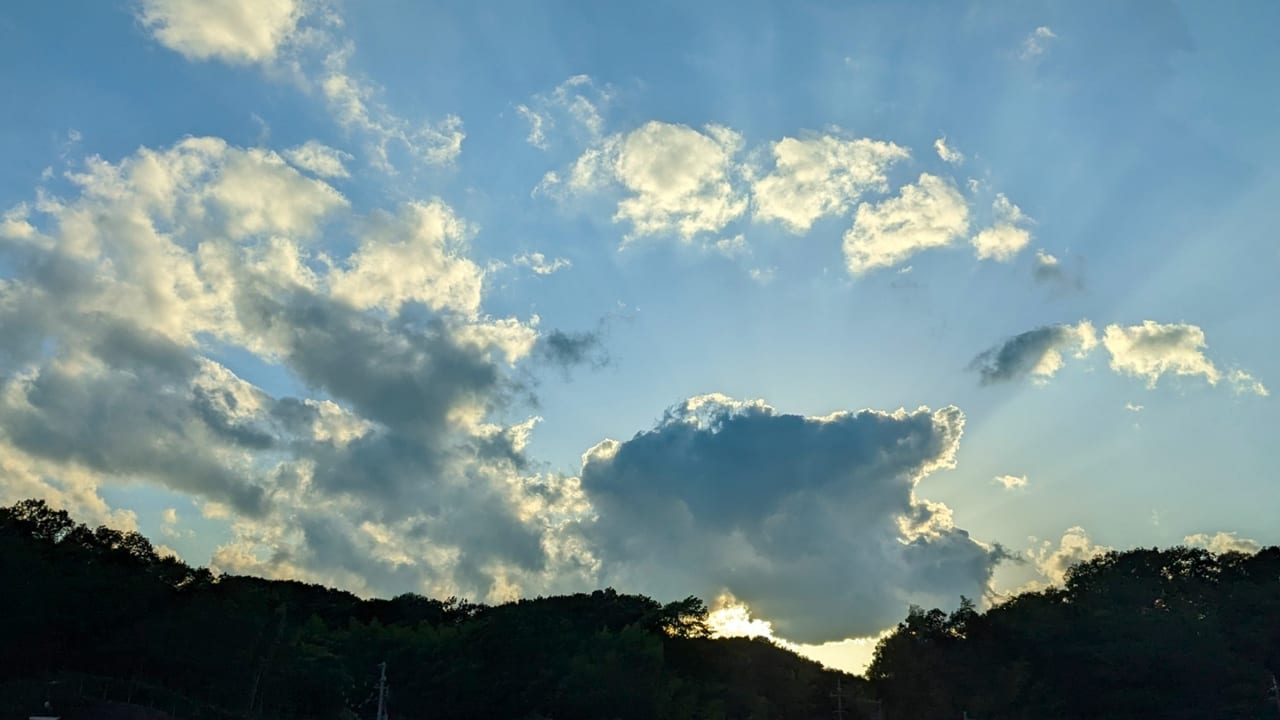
[329, 200, 484, 316]
[713, 234, 748, 258]
[614, 122, 748, 241]
[708, 593, 778, 639]
[512, 252, 571, 276]
[160, 506, 194, 538]
[208, 145, 350, 240]
[139, 1, 463, 173]
[1020, 26, 1057, 61]
[554, 75, 610, 138]
[934, 137, 964, 165]
[706, 594, 887, 675]
[138, 0, 302, 65]
[516, 75, 612, 149]
[971, 193, 1032, 261]
[16, 137, 346, 350]
[994, 474, 1028, 490]
[1228, 369, 1269, 397]
[516, 104, 549, 149]
[0, 203, 38, 241]
[557, 121, 748, 243]
[562, 140, 618, 194]
[843, 173, 970, 274]
[751, 133, 908, 233]
[1030, 526, 1110, 586]
[1102, 321, 1223, 389]
[321, 52, 466, 169]
[1183, 531, 1263, 555]
[285, 140, 352, 178]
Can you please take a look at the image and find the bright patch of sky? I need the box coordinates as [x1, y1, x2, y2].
[1, 0, 1278, 674]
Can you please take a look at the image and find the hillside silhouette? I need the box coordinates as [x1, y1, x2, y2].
[0, 499, 866, 719]
[3, 498, 1280, 719]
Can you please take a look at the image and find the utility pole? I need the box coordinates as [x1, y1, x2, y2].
[247, 603, 288, 717]
[376, 662, 389, 720]
[831, 677, 847, 720]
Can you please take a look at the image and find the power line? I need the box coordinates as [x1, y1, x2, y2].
[376, 662, 390, 720]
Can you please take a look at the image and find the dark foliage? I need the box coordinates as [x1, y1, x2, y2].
[0, 500, 864, 720]
[868, 547, 1280, 720]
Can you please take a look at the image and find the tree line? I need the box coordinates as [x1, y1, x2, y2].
[867, 544, 1280, 719]
[4, 497, 1279, 719]
[0, 499, 865, 720]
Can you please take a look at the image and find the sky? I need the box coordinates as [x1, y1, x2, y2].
[1, 0, 1277, 674]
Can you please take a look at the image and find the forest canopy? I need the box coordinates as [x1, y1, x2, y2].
[2, 498, 1279, 719]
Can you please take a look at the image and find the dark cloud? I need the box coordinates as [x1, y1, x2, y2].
[575, 395, 1004, 643]
[0, 358, 271, 516]
[87, 314, 202, 380]
[534, 328, 609, 374]
[1032, 251, 1085, 292]
[968, 322, 1095, 385]
[242, 288, 504, 436]
[0, 236, 272, 515]
[192, 386, 277, 450]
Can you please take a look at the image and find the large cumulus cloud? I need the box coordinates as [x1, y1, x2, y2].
[574, 394, 1006, 643]
[0, 137, 588, 603]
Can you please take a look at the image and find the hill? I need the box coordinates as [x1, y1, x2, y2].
[6, 497, 1280, 719]
[0, 499, 865, 720]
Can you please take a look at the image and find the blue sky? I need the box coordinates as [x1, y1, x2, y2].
[1, 0, 1277, 672]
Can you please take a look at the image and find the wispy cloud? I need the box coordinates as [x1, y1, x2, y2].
[934, 136, 964, 165]
[994, 474, 1028, 490]
[1020, 26, 1057, 61]
[137, 0, 464, 172]
[512, 252, 572, 276]
[516, 75, 613, 150]
[285, 140, 352, 178]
